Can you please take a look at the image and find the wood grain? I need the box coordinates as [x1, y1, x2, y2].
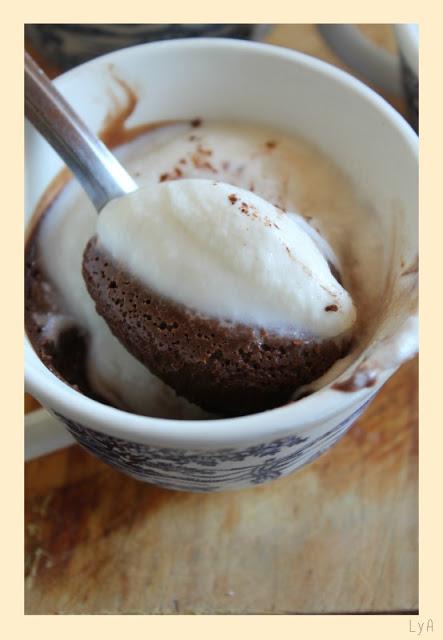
[25, 358, 418, 614]
[25, 24, 417, 614]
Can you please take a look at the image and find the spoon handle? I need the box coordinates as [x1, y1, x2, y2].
[25, 52, 137, 212]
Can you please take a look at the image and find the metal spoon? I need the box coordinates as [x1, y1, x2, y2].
[25, 51, 137, 212]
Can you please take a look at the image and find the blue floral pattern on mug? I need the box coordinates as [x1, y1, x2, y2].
[51, 399, 373, 492]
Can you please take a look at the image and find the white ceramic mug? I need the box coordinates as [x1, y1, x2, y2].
[318, 24, 419, 129]
[25, 39, 418, 491]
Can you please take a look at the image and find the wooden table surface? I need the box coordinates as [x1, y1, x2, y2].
[25, 24, 418, 615]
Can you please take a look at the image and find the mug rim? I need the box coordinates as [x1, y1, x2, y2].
[24, 37, 418, 447]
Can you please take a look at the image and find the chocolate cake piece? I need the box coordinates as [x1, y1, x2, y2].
[83, 236, 351, 416]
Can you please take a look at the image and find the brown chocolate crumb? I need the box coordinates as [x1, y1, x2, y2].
[249, 182, 255, 192]
[179, 158, 187, 165]
[228, 194, 238, 205]
[191, 154, 217, 173]
[159, 166, 183, 182]
[191, 118, 202, 128]
[265, 140, 277, 149]
[197, 144, 213, 156]
[159, 167, 183, 182]
[325, 304, 339, 312]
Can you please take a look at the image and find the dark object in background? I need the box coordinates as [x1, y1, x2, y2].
[400, 56, 418, 132]
[25, 24, 270, 71]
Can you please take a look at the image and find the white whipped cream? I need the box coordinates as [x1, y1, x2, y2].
[97, 180, 357, 339]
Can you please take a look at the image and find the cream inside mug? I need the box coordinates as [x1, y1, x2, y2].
[25, 39, 417, 489]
